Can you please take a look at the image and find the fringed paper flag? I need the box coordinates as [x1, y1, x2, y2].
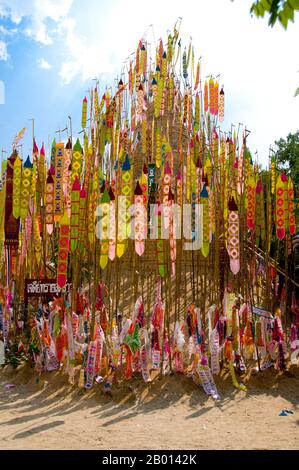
[140, 330, 151, 382]
[151, 278, 164, 368]
[186, 153, 191, 203]
[110, 318, 121, 367]
[83, 143, 93, 191]
[94, 86, 99, 120]
[176, 167, 183, 208]
[156, 72, 164, 118]
[147, 122, 153, 162]
[148, 164, 156, 199]
[71, 138, 83, 183]
[12, 127, 26, 149]
[243, 317, 255, 360]
[81, 97, 87, 129]
[276, 173, 286, 240]
[45, 169, 54, 235]
[141, 118, 147, 154]
[182, 48, 188, 79]
[283, 173, 289, 236]
[37, 144, 45, 205]
[209, 183, 216, 239]
[232, 305, 241, 354]
[90, 119, 95, 153]
[209, 77, 215, 115]
[227, 196, 240, 275]
[136, 42, 141, 80]
[214, 81, 219, 116]
[223, 290, 235, 338]
[134, 181, 146, 256]
[63, 139, 72, 218]
[57, 211, 70, 288]
[194, 93, 200, 132]
[106, 97, 115, 142]
[152, 76, 158, 115]
[204, 155, 212, 189]
[194, 60, 200, 91]
[117, 154, 131, 258]
[129, 60, 133, 95]
[30, 160, 37, 203]
[70, 176, 80, 253]
[33, 215, 42, 266]
[155, 126, 161, 169]
[85, 340, 97, 389]
[108, 187, 116, 261]
[204, 80, 209, 113]
[271, 158, 276, 194]
[183, 89, 189, 125]
[167, 33, 173, 64]
[169, 188, 176, 276]
[255, 178, 265, 245]
[78, 187, 87, 254]
[237, 139, 245, 195]
[212, 128, 219, 170]
[32, 138, 39, 164]
[156, 39, 162, 68]
[32, 140, 40, 209]
[247, 176, 255, 231]
[99, 187, 110, 269]
[20, 156, 33, 220]
[212, 78, 218, 116]
[137, 84, 145, 123]
[12, 154, 22, 219]
[161, 50, 167, 83]
[54, 143, 64, 221]
[200, 185, 210, 257]
[50, 138, 56, 169]
[196, 357, 221, 398]
[223, 160, 229, 248]
[168, 74, 174, 113]
[288, 178, 295, 236]
[156, 202, 166, 278]
[220, 137, 226, 211]
[162, 160, 172, 230]
[117, 78, 125, 115]
[219, 87, 224, 122]
[191, 152, 197, 237]
[87, 170, 98, 246]
[139, 163, 148, 207]
[209, 318, 220, 375]
[266, 173, 272, 253]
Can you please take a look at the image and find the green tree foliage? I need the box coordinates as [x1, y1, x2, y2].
[274, 131, 299, 191]
[249, 1, 299, 96]
[274, 131, 299, 232]
[251, 0, 299, 29]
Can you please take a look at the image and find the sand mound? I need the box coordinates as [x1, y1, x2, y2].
[1, 364, 299, 450]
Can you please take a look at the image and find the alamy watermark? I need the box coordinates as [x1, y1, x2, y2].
[96, 198, 204, 250]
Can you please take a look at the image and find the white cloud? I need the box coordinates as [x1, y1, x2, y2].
[58, 17, 114, 84]
[0, 0, 74, 44]
[38, 57, 51, 69]
[0, 0, 298, 163]
[0, 39, 8, 60]
[0, 25, 17, 35]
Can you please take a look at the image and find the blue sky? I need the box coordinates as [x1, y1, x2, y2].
[0, 0, 298, 165]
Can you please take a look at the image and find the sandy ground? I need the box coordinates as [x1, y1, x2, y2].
[0, 364, 299, 450]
